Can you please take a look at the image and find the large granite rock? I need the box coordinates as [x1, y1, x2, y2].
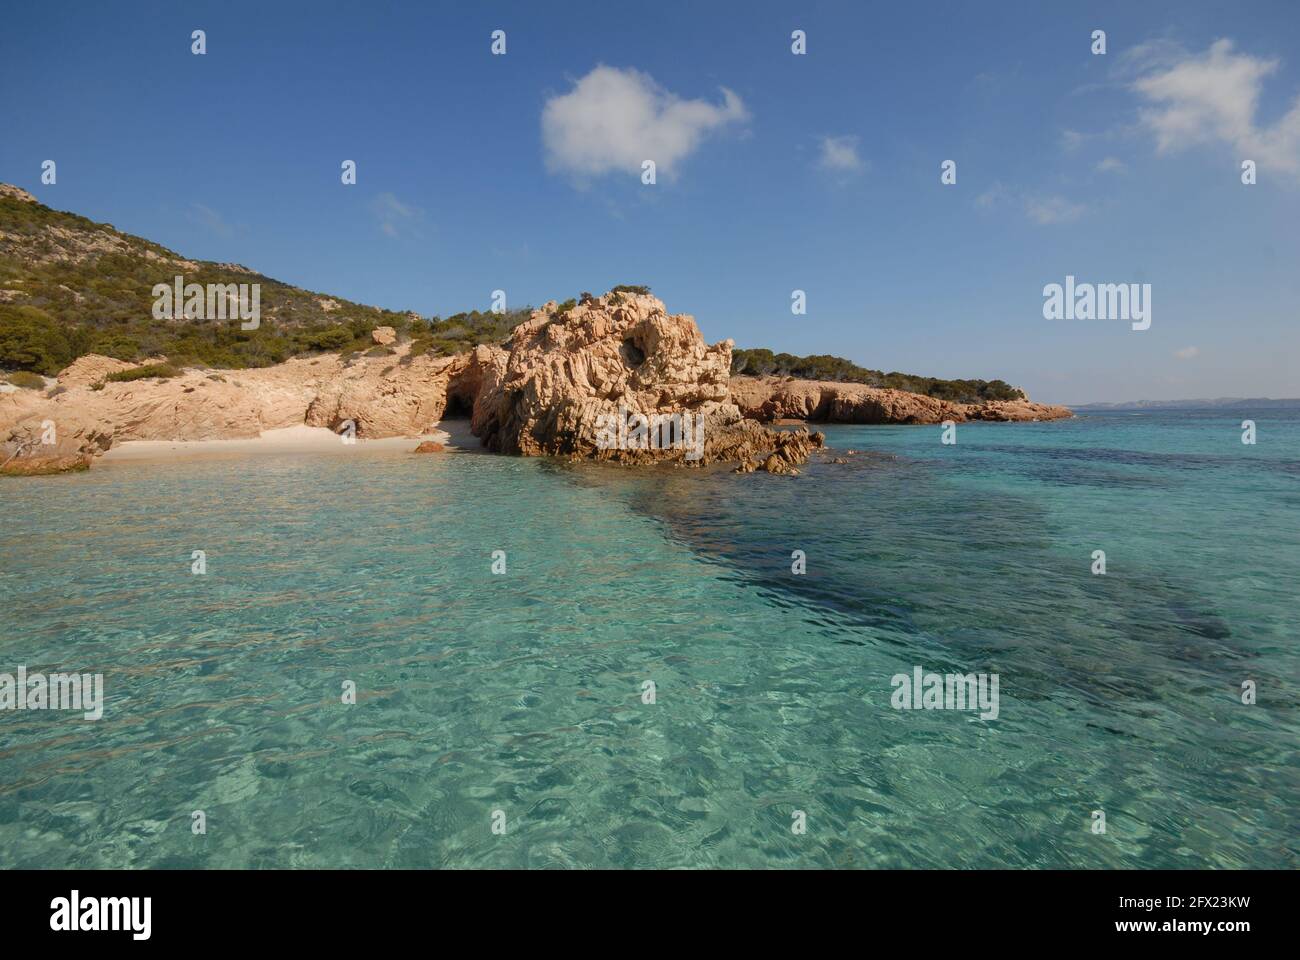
[470, 291, 821, 471]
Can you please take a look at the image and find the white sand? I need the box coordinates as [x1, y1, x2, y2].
[434, 418, 486, 452]
[101, 424, 458, 462]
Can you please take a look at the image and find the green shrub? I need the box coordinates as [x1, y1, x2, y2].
[0, 305, 74, 374]
[87, 333, 143, 361]
[298, 326, 352, 351]
[611, 284, 651, 296]
[6, 370, 46, 389]
[105, 362, 181, 383]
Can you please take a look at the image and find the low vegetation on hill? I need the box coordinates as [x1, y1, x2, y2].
[730, 348, 1024, 403]
[406, 308, 532, 359]
[0, 192, 446, 373]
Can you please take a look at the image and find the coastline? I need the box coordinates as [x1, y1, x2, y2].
[2, 294, 1069, 477]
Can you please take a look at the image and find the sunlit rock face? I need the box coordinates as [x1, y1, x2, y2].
[470, 290, 821, 472]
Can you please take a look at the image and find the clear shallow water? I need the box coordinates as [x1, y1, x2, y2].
[0, 410, 1296, 869]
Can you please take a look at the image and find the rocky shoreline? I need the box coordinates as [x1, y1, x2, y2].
[729, 375, 1073, 425]
[1, 290, 1068, 476]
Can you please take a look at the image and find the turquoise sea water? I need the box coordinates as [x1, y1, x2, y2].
[1, 410, 1296, 868]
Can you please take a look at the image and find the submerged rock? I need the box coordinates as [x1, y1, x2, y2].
[1, 453, 91, 476]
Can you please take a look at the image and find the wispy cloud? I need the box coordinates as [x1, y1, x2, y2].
[817, 135, 865, 173]
[371, 192, 422, 237]
[1095, 156, 1126, 173]
[1174, 345, 1200, 360]
[542, 65, 748, 180]
[1024, 195, 1086, 225]
[974, 183, 1008, 210]
[1129, 38, 1300, 178]
[187, 202, 233, 238]
[1061, 129, 1088, 152]
[977, 183, 1086, 225]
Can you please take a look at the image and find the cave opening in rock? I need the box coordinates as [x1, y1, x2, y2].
[620, 338, 646, 367]
[443, 393, 473, 418]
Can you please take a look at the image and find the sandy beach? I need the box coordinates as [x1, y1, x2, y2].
[99, 421, 481, 462]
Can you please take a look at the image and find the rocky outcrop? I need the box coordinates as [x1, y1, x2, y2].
[57, 354, 141, 388]
[730, 376, 1072, 424]
[962, 398, 1074, 421]
[0, 347, 477, 473]
[730, 428, 825, 475]
[0, 391, 114, 468]
[301, 352, 472, 437]
[0, 184, 38, 204]
[469, 292, 821, 471]
[371, 326, 396, 346]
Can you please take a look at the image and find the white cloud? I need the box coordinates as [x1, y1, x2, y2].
[1174, 345, 1200, 360]
[542, 65, 748, 179]
[1096, 156, 1126, 173]
[371, 192, 421, 237]
[818, 135, 865, 173]
[1131, 38, 1300, 177]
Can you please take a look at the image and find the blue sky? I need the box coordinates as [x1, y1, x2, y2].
[2, 0, 1298, 403]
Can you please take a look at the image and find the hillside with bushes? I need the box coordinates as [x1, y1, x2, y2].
[0, 185, 531, 374]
